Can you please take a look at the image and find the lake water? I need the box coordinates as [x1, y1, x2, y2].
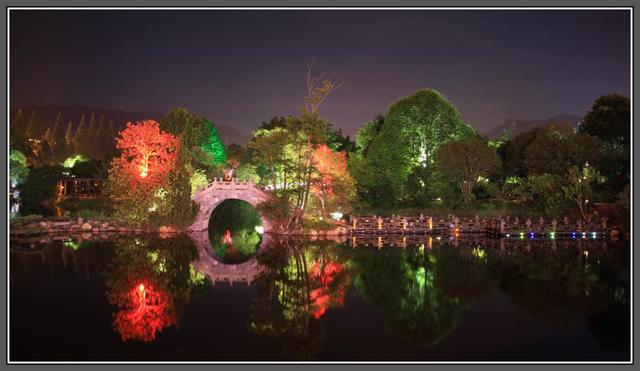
[9, 231, 630, 362]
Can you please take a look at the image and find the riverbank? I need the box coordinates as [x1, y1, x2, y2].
[9, 216, 179, 237]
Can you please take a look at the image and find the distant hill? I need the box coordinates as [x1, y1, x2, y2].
[9, 105, 250, 145]
[486, 114, 582, 139]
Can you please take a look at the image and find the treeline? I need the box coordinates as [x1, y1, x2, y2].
[347, 90, 630, 226]
[10, 109, 119, 165]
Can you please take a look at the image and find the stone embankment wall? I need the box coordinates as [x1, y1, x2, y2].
[10, 217, 177, 236]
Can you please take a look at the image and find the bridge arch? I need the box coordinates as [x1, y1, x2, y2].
[187, 178, 272, 232]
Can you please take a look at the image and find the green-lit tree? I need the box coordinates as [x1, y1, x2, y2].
[9, 149, 29, 187]
[354, 89, 475, 206]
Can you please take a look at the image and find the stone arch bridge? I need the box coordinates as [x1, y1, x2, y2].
[187, 178, 272, 232]
[186, 178, 273, 286]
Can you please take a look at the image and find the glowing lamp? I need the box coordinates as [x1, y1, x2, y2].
[330, 211, 343, 221]
[255, 225, 264, 234]
[138, 283, 145, 292]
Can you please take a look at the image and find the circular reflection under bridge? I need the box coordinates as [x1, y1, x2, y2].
[207, 199, 265, 264]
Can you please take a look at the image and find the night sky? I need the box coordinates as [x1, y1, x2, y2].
[10, 9, 631, 135]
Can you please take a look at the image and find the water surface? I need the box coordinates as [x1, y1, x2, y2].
[9, 232, 630, 362]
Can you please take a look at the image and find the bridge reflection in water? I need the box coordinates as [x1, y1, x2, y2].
[187, 230, 272, 286]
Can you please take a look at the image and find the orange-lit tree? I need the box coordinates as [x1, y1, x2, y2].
[311, 144, 355, 218]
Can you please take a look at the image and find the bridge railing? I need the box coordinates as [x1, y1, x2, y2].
[202, 178, 255, 191]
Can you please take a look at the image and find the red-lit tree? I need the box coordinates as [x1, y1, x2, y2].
[113, 120, 180, 189]
[311, 144, 354, 217]
[107, 120, 183, 227]
[112, 282, 175, 342]
[308, 256, 348, 319]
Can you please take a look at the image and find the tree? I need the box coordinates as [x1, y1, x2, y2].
[94, 118, 106, 160]
[50, 112, 67, 162]
[12, 108, 25, 136]
[104, 120, 117, 158]
[9, 150, 29, 187]
[200, 120, 227, 166]
[113, 120, 180, 189]
[311, 144, 355, 217]
[579, 94, 630, 192]
[107, 120, 181, 227]
[303, 59, 343, 115]
[354, 115, 384, 155]
[235, 163, 260, 183]
[10, 109, 29, 155]
[260, 116, 287, 130]
[248, 127, 289, 190]
[435, 137, 501, 204]
[562, 165, 602, 221]
[87, 111, 99, 159]
[521, 122, 600, 176]
[160, 108, 226, 178]
[519, 173, 566, 217]
[21, 165, 64, 216]
[359, 89, 475, 206]
[64, 121, 75, 154]
[74, 114, 92, 156]
[26, 109, 38, 139]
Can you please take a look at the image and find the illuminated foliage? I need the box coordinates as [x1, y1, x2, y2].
[235, 163, 260, 183]
[62, 153, 91, 168]
[208, 199, 263, 263]
[106, 120, 184, 228]
[105, 236, 201, 342]
[160, 108, 226, 179]
[112, 282, 175, 342]
[353, 89, 475, 206]
[189, 169, 209, 195]
[249, 242, 351, 359]
[311, 144, 355, 217]
[113, 120, 180, 187]
[308, 259, 347, 319]
[10, 149, 29, 186]
[200, 121, 227, 166]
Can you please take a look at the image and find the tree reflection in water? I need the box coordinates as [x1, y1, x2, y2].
[104, 235, 205, 342]
[8, 234, 630, 356]
[248, 238, 629, 356]
[249, 239, 352, 360]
